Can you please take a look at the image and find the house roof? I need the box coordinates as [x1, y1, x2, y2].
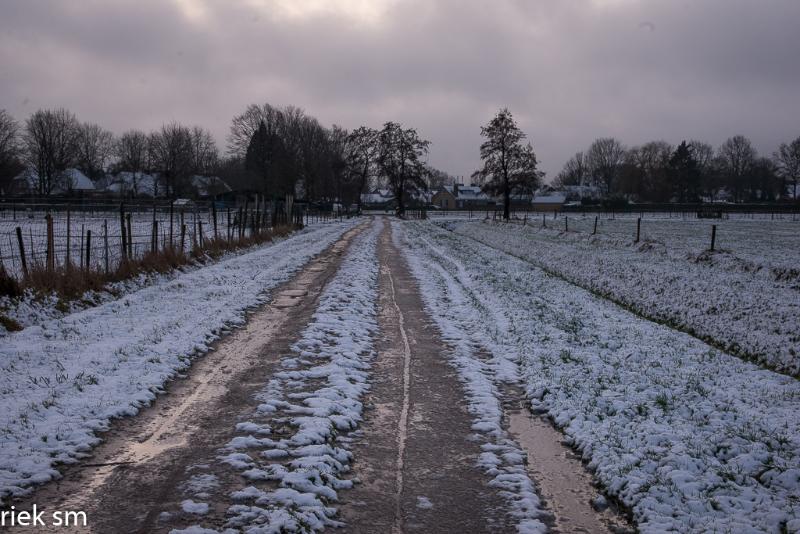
[13, 168, 95, 193]
[532, 193, 567, 204]
[191, 175, 232, 197]
[105, 171, 159, 196]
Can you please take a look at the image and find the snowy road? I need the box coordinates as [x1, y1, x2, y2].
[6, 216, 795, 533]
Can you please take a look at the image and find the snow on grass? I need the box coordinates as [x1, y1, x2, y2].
[0, 221, 358, 504]
[447, 219, 800, 375]
[399, 220, 800, 533]
[394, 222, 548, 534]
[179, 219, 381, 533]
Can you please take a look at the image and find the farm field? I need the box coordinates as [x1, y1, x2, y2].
[442, 217, 800, 375]
[2, 216, 798, 533]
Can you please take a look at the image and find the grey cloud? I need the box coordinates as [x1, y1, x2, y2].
[1, 0, 798, 178]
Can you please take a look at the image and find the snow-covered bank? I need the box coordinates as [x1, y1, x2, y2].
[0, 221, 358, 504]
[399, 221, 800, 533]
[175, 219, 381, 533]
[394, 222, 548, 533]
[446, 219, 800, 375]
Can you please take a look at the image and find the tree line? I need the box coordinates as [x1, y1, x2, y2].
[0, 105, 441, 213]
[553, 135, 800, 203]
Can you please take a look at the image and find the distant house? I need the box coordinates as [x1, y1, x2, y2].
[432, 184, 495, 209]
[191, 175, 232, 199]
[102, 172, 161, 198]
[361, 189, 394, 209]
[531, 192, 567, 212]
[11, 168, 95, 196]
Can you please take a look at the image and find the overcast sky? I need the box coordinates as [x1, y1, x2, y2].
[1, 0, 799, 180]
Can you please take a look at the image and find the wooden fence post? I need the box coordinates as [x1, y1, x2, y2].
[15, 226, 28, 279]
[85, 230, 92, 271]
[565, 216, 568, 232]
[152, 219, 158, 253]
[79, 225, 84, 269]
[180, 223, 186, 253]
[542, 213, 546, 228]
[120, 203, 127, 260]
[710, 225, 717, 251]
[198, 220, 204, 248]
[126, 213, 133, 258]
[592, 215, 598, 235]
[66, 207, 72, 268]
[46, 213, 54, 272]
[103, 220, 109, 274]
[169, 201, 174, 249]
[212, 202, 218, 240]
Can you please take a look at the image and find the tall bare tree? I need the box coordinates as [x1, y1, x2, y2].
[115, 130, 149, 195]
[189, 126, 218, 175]
[717, 135, 756, 202]
[377, 122, 429, 217]
[345, 126, 378, 212]
[774, 136, 800, 199]
[586, 137, 626, 196]
[23, 108, 80, 195]
[553, 151, 587, 188]
[75, 122, 114, 182]
[0, 109, 22, 192]
[474, 108, 542, 220]
[149, 123, 194, 198]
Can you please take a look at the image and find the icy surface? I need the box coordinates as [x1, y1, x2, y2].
[399, 220, 800, 533]
[0, 221, 357, 503]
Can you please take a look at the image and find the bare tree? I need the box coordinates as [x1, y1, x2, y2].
[474, 108, 542, 220]
[553, 151, 587, 188]
[115, 130, 149, 195]
[774, 136, 800, 199]
[624, 141, 672, 201]
[23, 108, 80, 195]
[717, 135, 756, 202]
[149, 123, 194, 198]
[0, 109, 22, 191]
[345, 126, 379, 211]
[75, 122, 114, 182]
[586, 137, 626, 196]
[190, 126, 218, 175]
[377, 122, 430, 217]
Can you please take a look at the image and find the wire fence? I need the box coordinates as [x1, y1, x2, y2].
[0, 201, 348, 281]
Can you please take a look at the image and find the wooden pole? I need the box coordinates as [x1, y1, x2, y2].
[66, 207, 72, 268]
[710, 224, 717, 251]
[198, 220, 204, 248]
[592, 215, 598, 235]
[46, 213, 54, 272]
[103, 220, 109, 274]
[169, 201, 174, 249]
[180, 223, 186, 253]
[15, 226, 28, 279]
[79, 225, 84, 269]
[120, 203, 127, 260]
[85, 229, 91, 271]
[126, 213, 133, 258]
[565, 216, 568, 232]
[152, 220, 158, 253]
[212, 201, 218, 240]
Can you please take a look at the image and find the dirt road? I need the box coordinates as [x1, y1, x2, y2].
[11, 218, 628, 533]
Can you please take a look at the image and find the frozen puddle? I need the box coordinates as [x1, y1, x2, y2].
[507, 407, 633, 534]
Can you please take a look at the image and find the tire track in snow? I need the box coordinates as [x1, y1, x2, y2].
[385, 265, 412, 534]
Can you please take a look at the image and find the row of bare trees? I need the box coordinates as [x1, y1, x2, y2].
[0, 108, 219, 197]
[554, 134, 800, 203]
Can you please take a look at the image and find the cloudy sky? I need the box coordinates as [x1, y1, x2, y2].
[1, 0, 799, 179]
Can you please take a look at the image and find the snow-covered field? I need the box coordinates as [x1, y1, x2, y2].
[174, 219, 382, 533]
[444, 219, 800, 375]
[0, 221, 357, 504]
[398, 220, 800, 533]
